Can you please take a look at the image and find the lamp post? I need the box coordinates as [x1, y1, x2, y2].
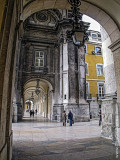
[35, 79, 40, 95]
[67, 0, 90, 47]
[30, 92, 34, 104]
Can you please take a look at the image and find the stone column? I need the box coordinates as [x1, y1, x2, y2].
[75, 47, 89, 121]
[63, 42, 89, 121]
[101, 95, 117, 142]
[63, 42, 69, 104]
[53, 45, 64, 122]
[68, 42, 77, 103]
[64, 42, 80, 118]
[109, 39, 120, 146]
[12, 100, 18, 123]
[78, 47, 86, 101]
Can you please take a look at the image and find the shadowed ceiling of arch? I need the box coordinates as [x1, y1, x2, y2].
[24, 80, 49, 101]
[22, 0, 120, 29]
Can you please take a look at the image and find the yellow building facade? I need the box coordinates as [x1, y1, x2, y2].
[85, 30, 105, 118]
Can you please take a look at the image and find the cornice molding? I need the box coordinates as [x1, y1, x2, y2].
[108, 38, 120, 52]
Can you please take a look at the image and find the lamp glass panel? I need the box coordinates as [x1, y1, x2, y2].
[75, 31, 84, 42]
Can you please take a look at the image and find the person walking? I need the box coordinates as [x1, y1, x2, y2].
[68, 110, 73, 126]
[32, 109, 34, 117]
[35, 109, 37, 115]
[30, 110, 32, 117]
[98, 109, 102, 126]
[62, 110, 67, 126]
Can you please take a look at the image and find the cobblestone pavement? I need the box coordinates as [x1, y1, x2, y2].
[12, 115, 120, 160]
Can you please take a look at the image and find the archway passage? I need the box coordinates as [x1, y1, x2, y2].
[21, 0, 120, 44]
[22, 79, 53, 120]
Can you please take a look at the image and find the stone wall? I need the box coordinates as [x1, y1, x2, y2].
[101, 97, 116, 140]
[0, 0, 17, 159]
[90, 98, 99, 118]
[101, 27, 116, 95]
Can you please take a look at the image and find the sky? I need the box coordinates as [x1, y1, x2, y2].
[83, 15, 100, 32]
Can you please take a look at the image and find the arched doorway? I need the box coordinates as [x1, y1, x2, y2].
[23, 79, 53, 119]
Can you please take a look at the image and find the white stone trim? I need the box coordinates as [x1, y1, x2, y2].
[86, 79, 105, 81]
[97, 82, 105, 95]
[85, 62, 89, 76]
[96, 63, 104, 76]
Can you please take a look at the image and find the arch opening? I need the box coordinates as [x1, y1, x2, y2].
[22, 79, 53, 119]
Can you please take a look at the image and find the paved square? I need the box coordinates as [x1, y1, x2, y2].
[12, 116, 120, 160]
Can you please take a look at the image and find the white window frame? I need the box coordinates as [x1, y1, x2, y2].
[95, 45, 102, 56]
[35, 51, 44, 67]
[85, 62, 89, 75]
[96, 64, 104, 76]
[97, 82, 105, 98]
[91, 33, 97, 39]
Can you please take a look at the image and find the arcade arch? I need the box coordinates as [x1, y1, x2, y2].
[21, 0, 120, 44]
[23, 79, 53, 119]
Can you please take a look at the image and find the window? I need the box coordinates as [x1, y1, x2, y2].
[92, 33, 97, 39]
[91, 32, 101, 41]
[96, 64, 103, 76]
[98, 34, 101, 38]
[86, 82, 92, 99]
[95, 46, 102, 56]
[85, 63, 88, 75]
[98, 83, 104, 98]
[35, 51, 44, 67]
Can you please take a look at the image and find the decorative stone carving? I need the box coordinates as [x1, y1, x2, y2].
[36, 12, 48, 22]
[24, 9, 62, 30]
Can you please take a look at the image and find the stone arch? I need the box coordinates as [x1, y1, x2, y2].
[24, 78, 54, 92]
[23, 78, 54, 119]
[21, 0, 120, 44]
[1, 1, 120, 159]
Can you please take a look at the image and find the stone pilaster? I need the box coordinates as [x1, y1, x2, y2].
[53, 45, 64, 122]
[62, 41, 78, 117]
[101, 95, 117, 142]
[12, 101, 18, 123]
[62, 42, 69, 104]
[76, 47, 89, 121]
[107, 39, 120, 146]
[68, 42, 78, 103]
[78, 47, 86, 101]
[62, 42, 89, 121]
[17, 102, 22, 121]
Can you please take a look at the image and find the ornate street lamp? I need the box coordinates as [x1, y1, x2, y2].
[35, 79, 40, 95]
[67, 0, 90, 47]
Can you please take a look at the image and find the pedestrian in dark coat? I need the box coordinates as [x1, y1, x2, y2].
[30, 110, 32, 117]
[68, 110, 73, 126]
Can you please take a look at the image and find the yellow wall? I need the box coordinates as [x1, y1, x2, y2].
[25, 103, 27, 110]
[0, 0, 6, 31]
[85, 43, 105, 97]
[25, 102, 31, 110]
